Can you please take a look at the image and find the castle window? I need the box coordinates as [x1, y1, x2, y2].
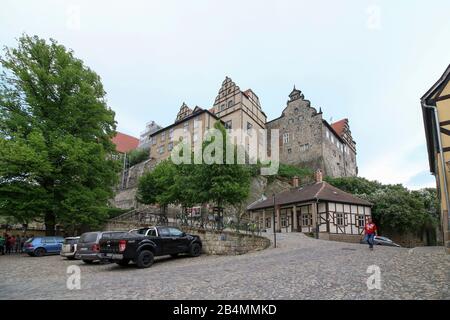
[183, 121, 189, 132]
[168, 142, 174, 151]
[220, 104, 225, 111]
[298, 115, 304, 121]
[193, 133, 199, 142]
[300, 143, 310, 152]
[283, 132, 290, 144]
[228, 100, 233, 108]
[294, 108, 299, 113]
[247, 122, 253, 136]
[331, 136, 334, 143]
[288, 148, 292, 154]
[326, 130, 330, 139]
[194, 116, 201, 128]
[333, 150, 336, 157]
[288, 118, 294, 124]
[225, 120, 232, 131]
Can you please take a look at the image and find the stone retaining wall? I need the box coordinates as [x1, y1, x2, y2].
[102, 221, 271, 255]
[181, 227, 271, 255]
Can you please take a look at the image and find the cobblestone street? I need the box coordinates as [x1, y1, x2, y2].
[0, 233, 449, 300]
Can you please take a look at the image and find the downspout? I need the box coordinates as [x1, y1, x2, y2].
[423, 103, 450, 231]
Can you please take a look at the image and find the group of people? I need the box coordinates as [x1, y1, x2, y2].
[0, 233, 32, 255]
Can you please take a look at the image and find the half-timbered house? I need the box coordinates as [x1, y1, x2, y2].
[247, 170, 372, 243]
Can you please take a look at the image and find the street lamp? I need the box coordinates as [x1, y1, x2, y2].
[272, 192, 277, 248]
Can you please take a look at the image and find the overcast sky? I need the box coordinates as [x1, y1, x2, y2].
[2, 0, 450, 189]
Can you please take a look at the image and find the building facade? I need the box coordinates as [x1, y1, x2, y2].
[422, 64, 450, 254]
[142, 77, 357, 177]
[138, 120, 162, 150]
[148, 104, 220, 167]
[266, 87, 357, 177]
[247, 170, 372, 242]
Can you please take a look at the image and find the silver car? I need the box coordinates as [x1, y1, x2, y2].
[60, 237, 80, 260]
[361, 235, 401, 247]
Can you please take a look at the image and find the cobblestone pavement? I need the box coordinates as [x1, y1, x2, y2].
[0, 233, 449, 300]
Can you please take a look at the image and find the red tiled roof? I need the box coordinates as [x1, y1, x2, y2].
[112, 132, 139, 153]
[247, 181, 372, 211]
[331, 118, 347, 137]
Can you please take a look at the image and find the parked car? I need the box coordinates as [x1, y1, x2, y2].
[361, 235, 401, 247]
[23, 236, 64, 257]
[60, 237, 80, 260]
[99, 226, 202, 268]
[76, 231, 128, 264]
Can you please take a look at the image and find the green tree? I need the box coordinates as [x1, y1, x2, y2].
[127, 148, 149, 167]
[137, 159, 177, 215]
[326, 176, 439, 237]
[194, 122, 251, 209]
[0, 35, 120, 234]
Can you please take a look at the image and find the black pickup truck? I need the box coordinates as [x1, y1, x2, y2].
[99, 226, 202, 268]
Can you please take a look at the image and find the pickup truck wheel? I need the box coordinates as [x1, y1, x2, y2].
[116, 259, 130, 267]
[136, 250, 154, 268]
[189, 243, 201, 257]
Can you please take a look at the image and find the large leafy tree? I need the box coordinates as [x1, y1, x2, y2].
[0, 35, 120, 234]
[137, 122, 251, 217]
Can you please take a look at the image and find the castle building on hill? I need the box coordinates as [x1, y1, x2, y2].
[144, 77, 357, 177]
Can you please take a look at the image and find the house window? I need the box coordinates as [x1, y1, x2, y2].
[168, 142, 174, 151]
[356, 215, 365, 227]
[161, 132, 166, 142]
[169, 128, 174, 140]
[283, 132, 290, 144]
[281, 216, 287, 227]
[301, 213, 312, 226]
[336, 213, 344, 226]
[183, 122, 189, 132]
[331, 136, 334, 143]
[152, 136, 156, 145]
[326, 130, 330, 139]
[265, 218, 271, 228]
[288, 118, 294, 124]
[193, 133, 199, 142]
[158, 146, 165, 154]
[298, 115, 304, 121]
[294, 108, 299, 113]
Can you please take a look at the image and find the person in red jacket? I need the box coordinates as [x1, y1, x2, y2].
[363, 217, 378, 251]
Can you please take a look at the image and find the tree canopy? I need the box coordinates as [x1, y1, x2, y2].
[0, 35, 120, 234]
[137, 122, 252, 214]
[325, 176, 440, 235]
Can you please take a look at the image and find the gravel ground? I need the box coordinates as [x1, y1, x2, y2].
[0, 233, 448, 300]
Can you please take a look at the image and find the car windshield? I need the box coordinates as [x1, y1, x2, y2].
[79, 232, 99, 243]
[135, 228, 149, 235]
[25, 238, 34, 243]
[101, 232, 127, 239]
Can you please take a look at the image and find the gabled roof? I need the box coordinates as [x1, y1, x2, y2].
[330, 118, 348, 137]
[421, 64, 450, 174]
[247, 181, 372, 211]
[112, 132, 139, 153]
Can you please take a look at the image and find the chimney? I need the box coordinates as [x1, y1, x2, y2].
[292, 176, 299, 188]
[315, 169, 323, 183]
